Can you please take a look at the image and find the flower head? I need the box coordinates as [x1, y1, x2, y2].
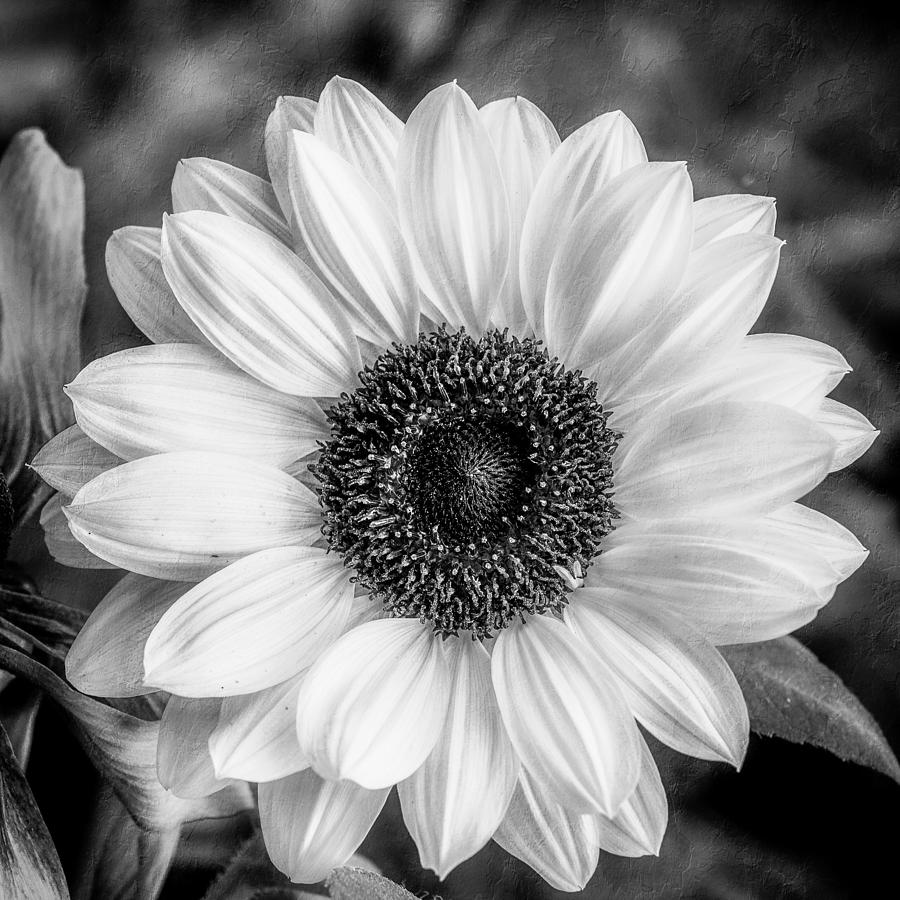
[40, 77, 877, 891]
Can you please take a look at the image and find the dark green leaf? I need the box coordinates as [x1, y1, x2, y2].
[327, 868, 417, 900]
[0, 129, 86, 526]
[0, 719, 69, 899]
[722, 636, 900, 784]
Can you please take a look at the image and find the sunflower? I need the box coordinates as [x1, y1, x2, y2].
[36, 77, 876, 891]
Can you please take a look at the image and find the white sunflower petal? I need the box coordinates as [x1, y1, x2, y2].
[66, 574, 188, 698]
[287, 131, 418, 347]
[314, 75, 403, 208]
[492, 616, 641, 816]
[493, 767, 600, 893]
[296, 618, 451, 789]
[31, 424, 121, 498]
[210, 673, 309, 782]
[397, 82, 510, 333]
[143, 546, 354, 697]
[566, 595, 749, 765]
[259, 769, 389, 884]
[161, 210, 361, 397]
[157, 696, 226, 799]
[519, 110, 647, 333]
[398, 638, 519, 878]
[815, 397, 878, 472]
[65, 344, 328, 466]
[480, 96, 560, 332]
[171, 158, 291, 244]
[40, 493, 116, 569]
[265, 95, 317, 220]
[595, 736, 667, 857]
[614, 400, 837, 519]
[692, 194, 777, 249]
[105, 226, 206, 344]
[64, 452, 321, 581]
[544, 162, 694, 371]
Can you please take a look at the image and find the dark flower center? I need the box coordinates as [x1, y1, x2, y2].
[313, 328, 620, 637]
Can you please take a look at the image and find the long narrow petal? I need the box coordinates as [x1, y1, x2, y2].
[296, 618, 451, 789]
[492, 616, 641, 816]
[692, 194, 777, 249]
[595, 736, 667, 857]
[566, 595, 749, 765]
[287, 132, 418, 346]
[31, 424, 120, 498]
[602, 234, 783, 407]
[519, 110, 647, 333]
[157, 696, 226, 799]
[480, 96, 560, 331]
[614, 400, 836, 519]
[161, 211, 361, 397]
[397, 82, 510, 333]
[544, 162, 693, 371]
[259, 769, 389, 884]
[66, 574, 189, 698]
[265, 95, 317, 220]
[815, 397, 878, 471]
[493, 767, 600, 893]
[209, 673, 309, 782]
[40, 493, 116, 569]
[398, 639, 520, 878]
[65, 344, 328, 466]
[171, 158, 291, 244]
[314, 75, 403, 209]
[143, 546, 354, 696]
[106, 226, 206, 344]
[64, 452, 321, 580]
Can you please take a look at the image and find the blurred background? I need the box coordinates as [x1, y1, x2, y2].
[1, 0, 899, 896]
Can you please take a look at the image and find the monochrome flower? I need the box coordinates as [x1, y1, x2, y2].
[36, 76, 876, 890]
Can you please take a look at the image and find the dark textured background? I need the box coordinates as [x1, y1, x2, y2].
[2, 1, 899, 897]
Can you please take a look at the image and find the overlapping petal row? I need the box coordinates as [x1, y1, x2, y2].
[36, 76, 876, 891]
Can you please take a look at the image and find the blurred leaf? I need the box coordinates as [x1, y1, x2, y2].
[0, 679, 42, 766]
[0, 645, 253, 830]
[0, 719, 69, 900]
[722, 636, 900, 784]
[0, 584, 86, 650]
[326, 868, 417, 900]
[0, 129, 85, 526]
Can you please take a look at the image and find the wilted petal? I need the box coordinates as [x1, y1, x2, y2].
[692, 194, 776, 249]
[492, 616, 641, 816]
[31, 423, 120, 498]
[287, 132, 418, 346]
[519, 110, 647, 333]
[398, 82, 509, 333]
[259, 769, 389, 884]
[171, 158, 291, 244]
[106, 226, 206, 344]
[815, 397, 878, 471]
[64, 452, 321, 580]
[157, 696, 226, 799]
[296, 618, 451, 789]
[161, 211, 361, 397]
[398, 639, 519, 878]
[144, 546, 354, 696]
[265, 95, 317, 219]
[566, 594, 749, 765]
[544, 162, 693, 371]
[615, 400, 836, 519]
[480, 96, 560, 331]
[67, 574, 189, 698]
[210, 673, 309, 782]
[65, 344, 328, 466]
[493, 767, 600, 893]
[40, 493, 116, 569]
[315, 75, 403, 208]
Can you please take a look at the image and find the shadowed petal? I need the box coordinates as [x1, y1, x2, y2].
[157, 696, 227, 799]
[40, 493, 116, 570]
[32, 424, 121, 498]
[265, 95, 317, 220]
[692, 194, 776, 249]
